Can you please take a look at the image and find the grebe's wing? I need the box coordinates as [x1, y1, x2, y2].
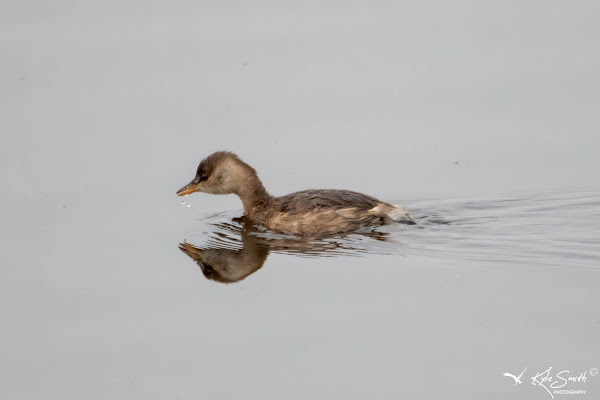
[276, 189, 382, 214]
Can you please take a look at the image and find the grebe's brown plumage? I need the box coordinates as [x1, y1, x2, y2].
[176, 151, 415, 236]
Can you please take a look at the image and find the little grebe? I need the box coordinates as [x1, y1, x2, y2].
[176, 151, 415, 236]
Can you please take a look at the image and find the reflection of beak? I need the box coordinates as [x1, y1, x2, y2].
[178, 242, 203, 259]
[176, 182, 200, 196]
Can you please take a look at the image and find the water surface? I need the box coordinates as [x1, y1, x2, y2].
[2, 1, 600, 399]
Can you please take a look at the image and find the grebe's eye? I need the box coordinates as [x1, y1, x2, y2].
[199, 174, 208, 182]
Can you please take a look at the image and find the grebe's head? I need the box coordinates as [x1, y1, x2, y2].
[176, 151, 255, 196]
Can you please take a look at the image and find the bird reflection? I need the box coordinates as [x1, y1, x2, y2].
[179, 228, 269, 284]
[179, 216, 397, 284]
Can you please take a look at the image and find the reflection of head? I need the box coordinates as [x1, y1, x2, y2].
[179, 215, 399, 284]
[179, 230, 269, 284]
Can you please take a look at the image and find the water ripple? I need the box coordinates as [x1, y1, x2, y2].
[182, 188, 600, 268]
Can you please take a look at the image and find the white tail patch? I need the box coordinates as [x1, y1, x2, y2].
[369, 203, 415, 224]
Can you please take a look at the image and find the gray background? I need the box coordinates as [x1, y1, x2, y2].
[1, 1, 599, 399]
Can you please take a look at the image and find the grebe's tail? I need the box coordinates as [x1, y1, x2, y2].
[368, 204, 416, 225]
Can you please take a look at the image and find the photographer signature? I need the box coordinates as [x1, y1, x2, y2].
[503, 366, 594, 399]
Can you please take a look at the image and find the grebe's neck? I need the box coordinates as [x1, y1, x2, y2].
[232, 165, 273, 217]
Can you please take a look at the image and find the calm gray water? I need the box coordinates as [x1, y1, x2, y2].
[2, 1, 600, 399]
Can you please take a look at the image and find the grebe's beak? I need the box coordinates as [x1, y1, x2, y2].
[176, 182, 200, 196]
